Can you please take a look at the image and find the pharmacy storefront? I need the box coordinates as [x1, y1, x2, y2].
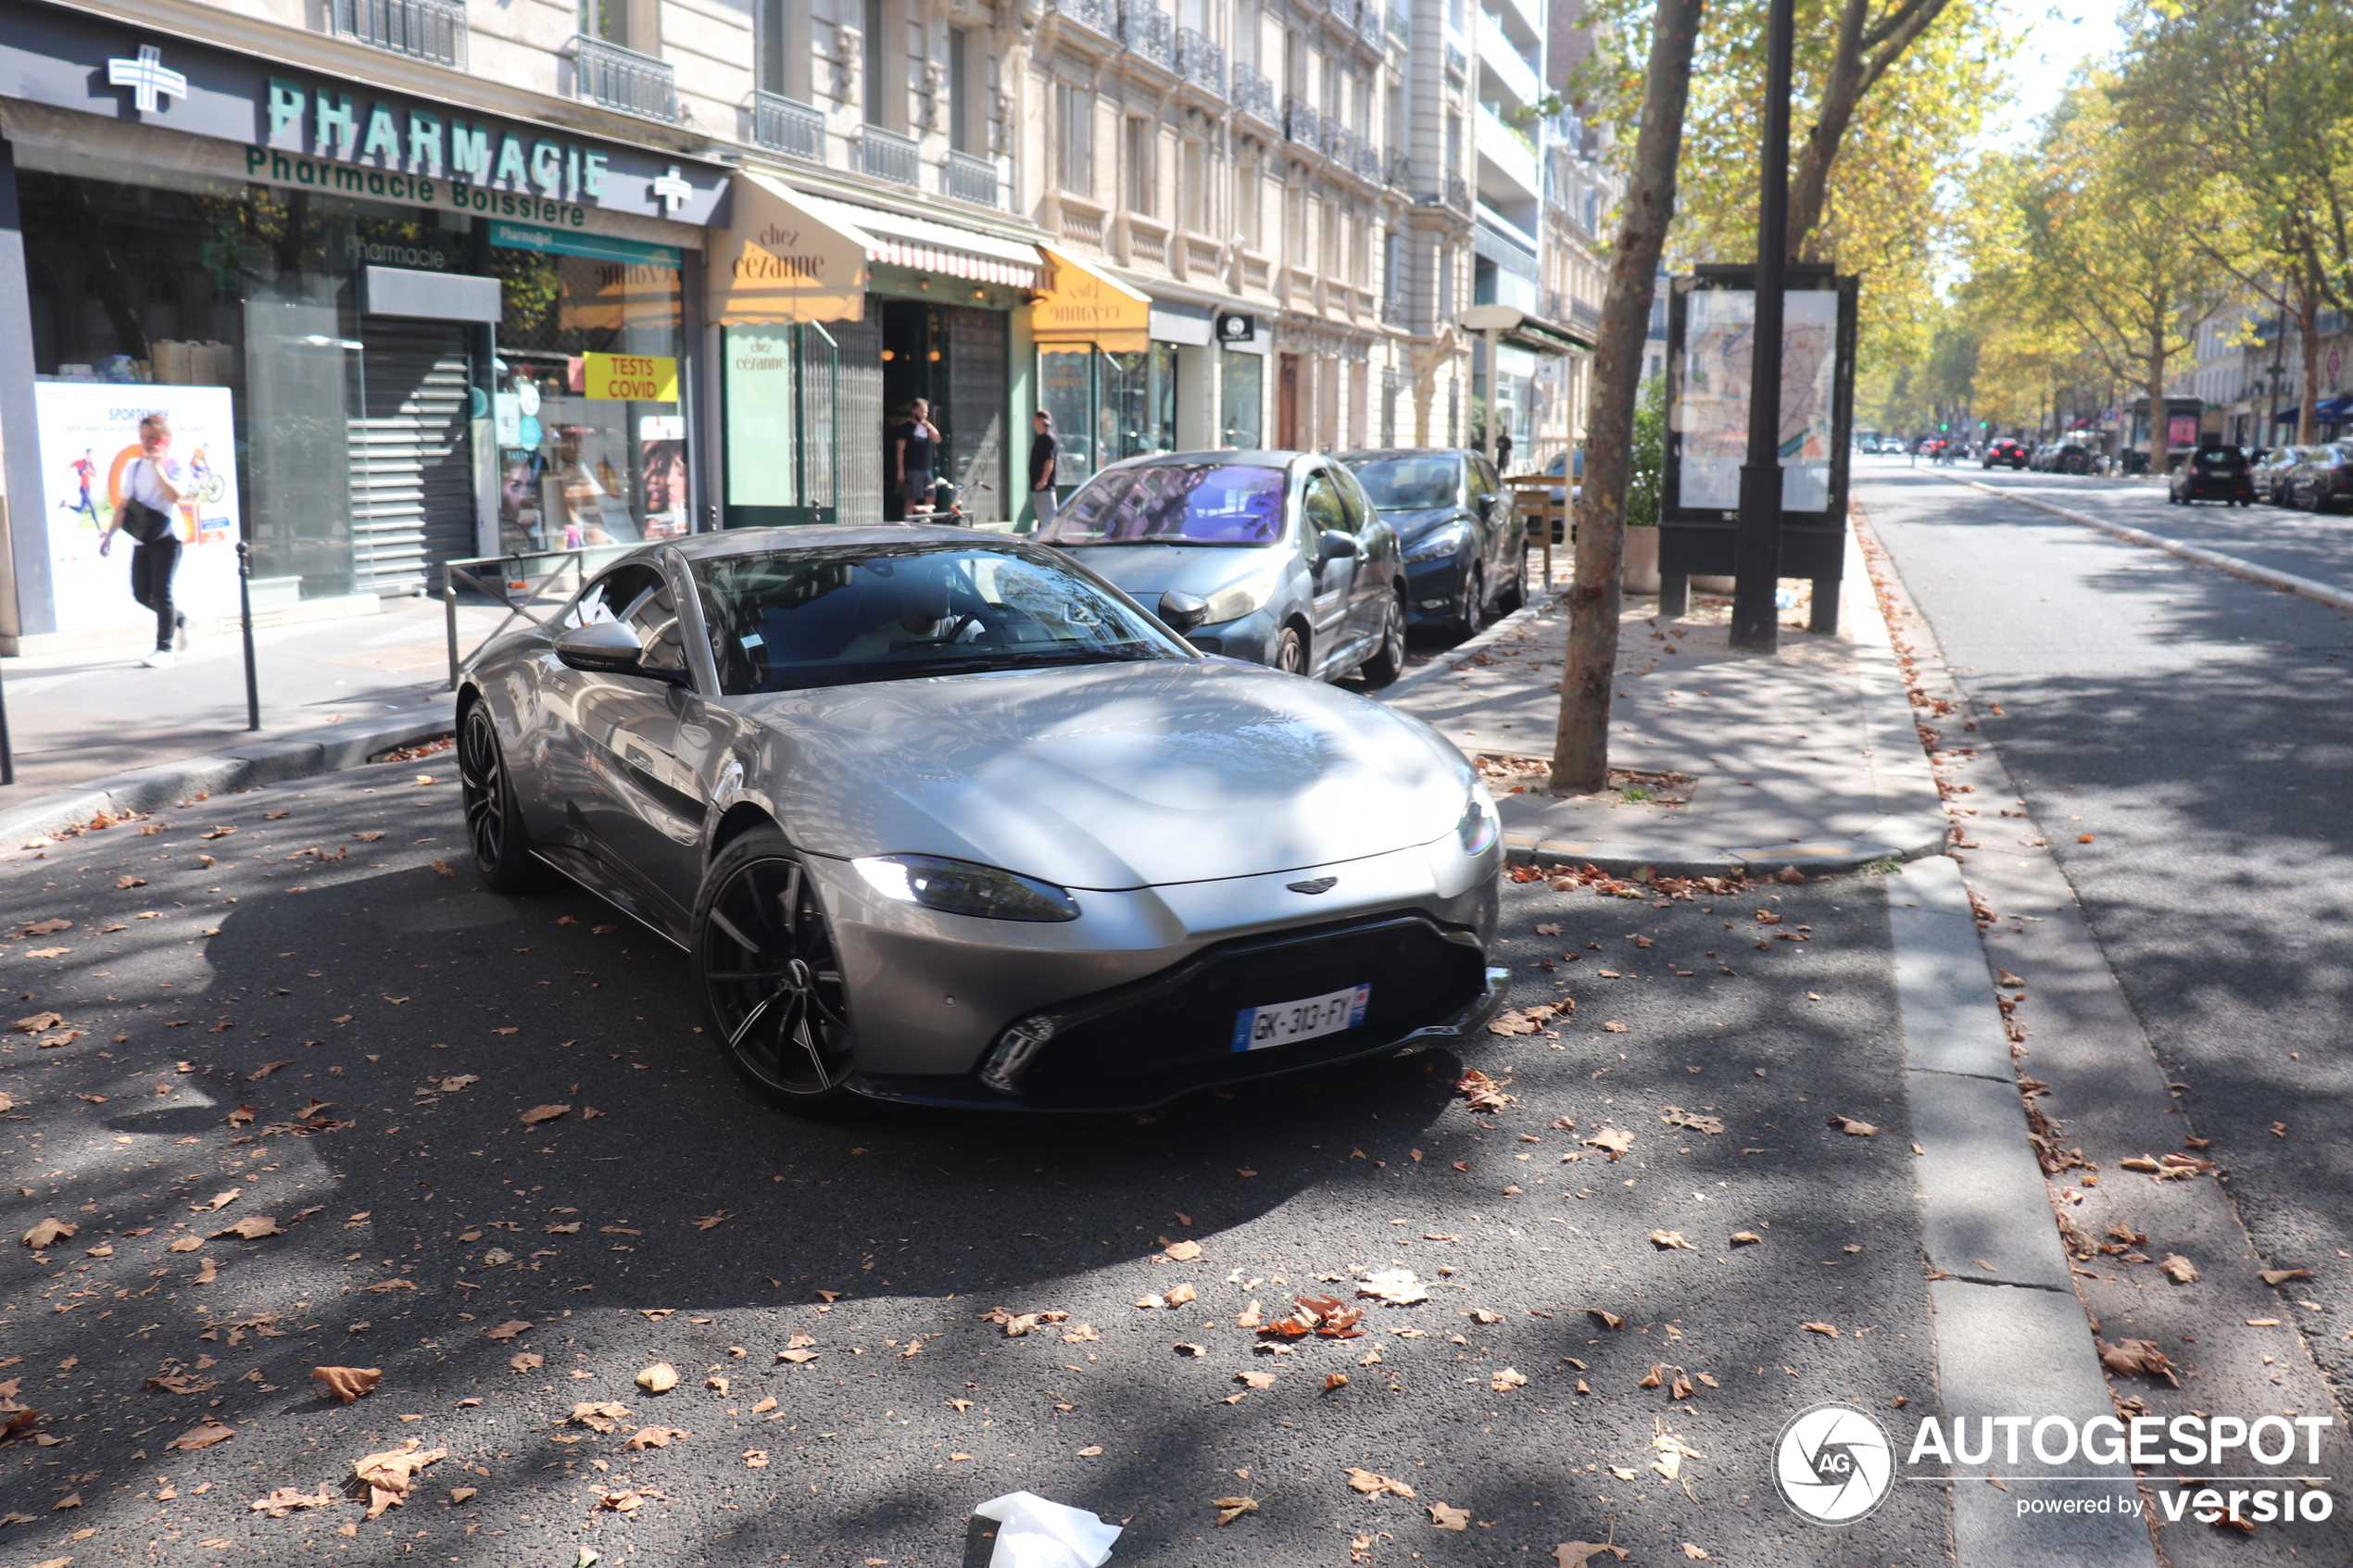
[0, 2, 724, 651]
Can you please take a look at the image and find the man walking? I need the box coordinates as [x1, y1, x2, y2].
[97, 412, 190, 669]
[1028, 409, 1060, 530]
[892, 398, 940, 517]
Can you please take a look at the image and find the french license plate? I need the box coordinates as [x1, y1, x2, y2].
[1231, 984, 1371, 1052]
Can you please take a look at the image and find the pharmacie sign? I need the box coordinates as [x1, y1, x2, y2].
[0, 5, 725, 227]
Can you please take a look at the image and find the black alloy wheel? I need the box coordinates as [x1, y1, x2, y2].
[1356, 591, 1407, 688]
[1272, 623, 1310, 676]
[458, 702, 543, 894]
[694, 828, 859, 1113]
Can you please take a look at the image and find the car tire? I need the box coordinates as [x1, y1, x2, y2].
[693, 826, 862, 1117]
[1496, 547, 1529, 613]
[458, 700, 545, 895]
[1355, 591, 1408, 688]
[1459, 565, 1488, 637]
[1271, 622, 1310, 676]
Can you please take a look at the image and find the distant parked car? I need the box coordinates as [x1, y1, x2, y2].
[1337, 448, 1526, 635]
[1982, 437, 2028, 470]
[2285, 443, 2353, 513]
[2254, 445, 2307, 505]
[2169, 441, 2257, 506]
[1035, 450, 1407, 684]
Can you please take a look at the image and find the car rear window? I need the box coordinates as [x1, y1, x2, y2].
[1037, 464, 1287, 546]
[1349, 456, 1464, 509]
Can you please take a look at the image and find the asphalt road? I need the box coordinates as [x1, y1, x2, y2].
[1884, 456, 2353, 596]
[1860, 466, 2353, 1399]
[0, 756, 1945, 1566]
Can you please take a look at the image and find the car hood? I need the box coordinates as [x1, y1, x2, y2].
[1046, 543, 1290, 603]
[728, 659, 1475, 888]
[1380, 507, 1466, 543]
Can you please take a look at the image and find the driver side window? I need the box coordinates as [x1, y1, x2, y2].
[566, 563, 687, 674]
[1302, 470, 1348, 536]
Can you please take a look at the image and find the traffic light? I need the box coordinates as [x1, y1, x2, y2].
[1939, 422, 1949, 432]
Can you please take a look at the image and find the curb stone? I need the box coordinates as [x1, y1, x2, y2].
[1933, 472, 2353, 614]
[1376, 586, 1567, 700]
[0, 710, 453, 848]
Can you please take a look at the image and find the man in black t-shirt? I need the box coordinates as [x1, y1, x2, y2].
[892, 399, 939, 514]
[1027, 410, 1059, 529]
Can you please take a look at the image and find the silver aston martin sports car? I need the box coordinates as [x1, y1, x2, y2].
[455, 524, 1506, 1113]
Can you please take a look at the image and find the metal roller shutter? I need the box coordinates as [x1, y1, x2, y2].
[942, 306, 1007, 521]
[829, 316, 885, 527]
[351, 320, 475, 595]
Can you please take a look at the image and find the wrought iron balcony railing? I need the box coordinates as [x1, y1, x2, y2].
[330, 0, 466, 68]
[1176, 28, 1226, 94]
[1385, 148, 1413, 190]
[1283, 94, 1320, 152]
[753, 91, 826, 161]
[1050, 0, 1119, 37]
[859, 124, 921, 186]
[1233, 62, 1277, 122]
[572, 35, 678, 122]
[942, 149, 1000, 206]
[1120, 0, 1176, 69]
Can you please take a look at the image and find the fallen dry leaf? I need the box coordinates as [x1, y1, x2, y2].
[310, 1367, 381, 1404]
[1801, 1322, 1841, 1338]
[978, 1307, 1070, 1337]
[1428, 1502, 1471, 1531]
[248, 1484, 334, 1518]
[571, 1402, 631, 1433]
[1162, 1238, 1203, 1261]
[2259, 1269, 2309, 1286]
[447, 1486, 477, 1504]
[1453, 1069, 1516, 1111]
[519, 1105, 570, 1126]
[2096, 1338, 2180, 1387]
[168, 1236, 204, 1253]
[20, 1219, 74, 1250]
[1649, 1230, 1696, 1251]
[1730, 1231, 1762, 1247]
[214, 1215, 283, 1241]
[1660, 1106, 1724, 1135]
[166, 1420, 236, 1451]
[1491, 1367, 1529, 1392]
[1602, 1021, 1629, 1034]
[1682, 1545, 1711, 1561]
[623, 1426, 688, 1451]
[1554, 1543, 1630, 1566]
[1212, 1494, 1260, 1526]
[510, 1353, 544, 1374]
[1829, 1116, 1878, 1136]
[1584, 1127, 1634, 1160]
[2157, 1254, 2198, 1285]
[1586, 1309, 1626, 1331]
[1357, 1268, 1428, 1305]
[691, 1211, 734, 1232]
[1346, 1469, 1417, 1498]
[635, 1363, 680, 1394]
[354, 1438, 446, 1518]
[482, 1321, 532, 1342]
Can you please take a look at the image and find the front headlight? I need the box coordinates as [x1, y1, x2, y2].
[1404, 522, 1471, 564]
[1201, 565, 1284, 625]
[853, 854, 1082, 922]
[1455, 788, 1500, 856]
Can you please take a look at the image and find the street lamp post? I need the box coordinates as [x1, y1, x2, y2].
[1730, 0, 1795, 654]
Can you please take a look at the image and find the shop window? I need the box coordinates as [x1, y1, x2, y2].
[491, 239, 686, 552]
[1221, 352, 1263, 448]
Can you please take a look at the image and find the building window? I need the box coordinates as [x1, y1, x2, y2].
[580, 0, 627, 44]
[1383, 229, 1402, 300]
[1125, 118, 1154, 217]
[948, 28, 973, 153]
[863, 0, 889, 126]
[759, 0, 805, 96]
[1182, 139, 1207, 232]
[1057, 83, 1094, 195]
[1238, 164, 1260, 248]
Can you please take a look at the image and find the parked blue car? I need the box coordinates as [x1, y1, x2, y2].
[1337, 448, 1525, 634]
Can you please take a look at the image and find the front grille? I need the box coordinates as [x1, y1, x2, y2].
[1017, 915, 1485, 1099]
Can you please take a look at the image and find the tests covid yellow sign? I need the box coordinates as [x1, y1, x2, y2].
[582, 352, 678, 403]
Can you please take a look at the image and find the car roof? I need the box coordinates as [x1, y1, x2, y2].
[1097, 449, 1313, 472]
[1333, 448, 1475, 461]
[656, 523, 1026, 562]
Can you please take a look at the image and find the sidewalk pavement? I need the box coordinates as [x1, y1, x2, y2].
[0, 596, 510, 844]
[1380, 528, 1948, 875]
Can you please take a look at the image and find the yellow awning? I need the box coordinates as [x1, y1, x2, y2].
[1030, 245, 1152, 354]
[708, 171, 870, 326]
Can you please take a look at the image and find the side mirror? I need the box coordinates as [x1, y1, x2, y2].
[1318, 530, 1360, 562]
[553, 620, 648, 675]
[1157, 589, 1211, 633]
[1475, 493, 1498, 521]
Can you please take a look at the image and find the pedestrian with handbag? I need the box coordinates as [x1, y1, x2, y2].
[98, 413, 191, 669]
[892, 398, 940, 517]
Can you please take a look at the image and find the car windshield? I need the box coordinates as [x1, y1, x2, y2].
[1036, 463, 1287, 546]
[693, 543, 1186, 696]
[2196, 446, 2243, 466]
[1349, 456, 1464, 509]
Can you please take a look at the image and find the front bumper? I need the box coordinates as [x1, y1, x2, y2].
[1402, 554, 1468, 622]
[848, 915, 1510, 1111]
[1179, 606, 1277, 664]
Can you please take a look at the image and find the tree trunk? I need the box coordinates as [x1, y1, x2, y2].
[2145, 334, 2170, 481]
[1547, 0, 1705, 796]
[2296, 275, 2320, 446]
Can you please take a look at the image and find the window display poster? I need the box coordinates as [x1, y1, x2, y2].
[34, 383, 243, 633]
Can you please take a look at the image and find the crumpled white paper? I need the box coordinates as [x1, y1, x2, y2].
[972, 1490, 1122, 1568]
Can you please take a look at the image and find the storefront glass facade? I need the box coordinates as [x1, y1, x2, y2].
[15, 144, 686, 610]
